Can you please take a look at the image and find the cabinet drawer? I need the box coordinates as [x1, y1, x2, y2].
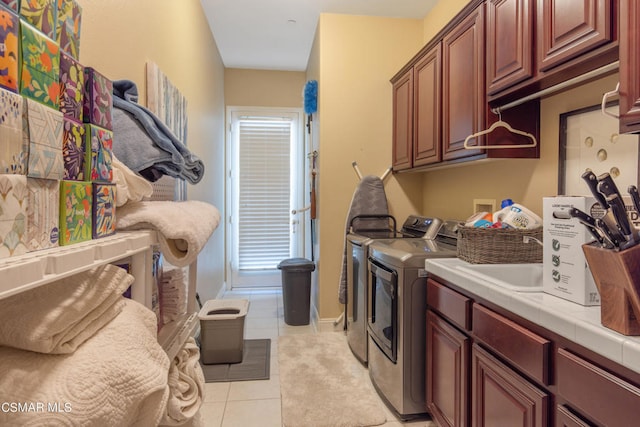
[557, 348, 640, 426]
[427, 279, 471, 331]
[472, 303, 551, 385]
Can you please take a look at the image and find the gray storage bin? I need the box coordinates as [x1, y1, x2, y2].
[199, 299, 249, 364]
[277, 258, 315, 326]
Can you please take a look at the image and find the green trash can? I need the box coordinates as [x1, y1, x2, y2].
[277, 258, 315, 326]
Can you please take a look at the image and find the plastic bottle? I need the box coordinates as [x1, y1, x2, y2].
[492, 199, 514, 223]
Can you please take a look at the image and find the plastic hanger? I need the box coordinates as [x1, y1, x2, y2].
[601, 82, 620, 119]
[463, 110, 538, 150]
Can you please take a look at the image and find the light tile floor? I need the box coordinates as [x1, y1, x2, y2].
[199, 289, 436, 427]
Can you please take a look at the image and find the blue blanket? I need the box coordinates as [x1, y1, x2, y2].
[111, 80, 204, 184]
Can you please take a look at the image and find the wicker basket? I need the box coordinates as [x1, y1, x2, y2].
[457, 226, 543, 264]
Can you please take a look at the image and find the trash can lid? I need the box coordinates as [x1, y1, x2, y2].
[277, 257, 315, 272]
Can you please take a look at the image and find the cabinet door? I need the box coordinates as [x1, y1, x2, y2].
[413, 44, 442, 167]
[487, 0, 534, 95]
[426, 310, 470, 427]
[619, 0, 640, 133]
[442, 3, 485, 161]
[537, 0, 613, 72]
[392, 69, 413, 170]
[471, 344, 549, 427]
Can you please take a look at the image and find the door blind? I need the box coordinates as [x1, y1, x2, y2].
[238, 119, 292, 269]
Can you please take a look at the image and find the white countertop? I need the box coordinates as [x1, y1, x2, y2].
[425, 257, 640, 376]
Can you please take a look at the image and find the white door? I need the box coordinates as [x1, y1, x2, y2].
[226, 107, 305, 288]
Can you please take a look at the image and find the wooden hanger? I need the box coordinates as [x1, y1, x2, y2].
[463, 110, 538, 150]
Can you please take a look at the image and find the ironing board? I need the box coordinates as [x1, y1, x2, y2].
[338, 175, 389, 304]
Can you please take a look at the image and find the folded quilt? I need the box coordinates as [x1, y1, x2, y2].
[0, 264, 132, 354]
[112, 80, 204, 184]
[160, 337, 205, 426]
[0, 299, 170, 427]
[117, 200, 221, 267]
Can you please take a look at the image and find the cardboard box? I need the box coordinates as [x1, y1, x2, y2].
[59, 179, 91, 245]
[23, 98, 63, 179]
[61, 117, 84, 180]
[0, 174, 29, 258]
[58, 51, 83, 121]
[1, 0, 19, 13]
[0, 88, 26, 174]
[543, 196, 601, 306]
[91, 182, 115, 239]
[84, 123, 112, 182]
[0, 8, 18, 93]
[26, 177, 59, 250]
[82, 67, 112, 130]
[19, 0, 56, 39]
[19, 21, 60, 109]
[56, 0, 81, 59]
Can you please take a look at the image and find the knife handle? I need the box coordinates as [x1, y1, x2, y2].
[629, 185, 640, 214]
[581, 170, 608, 209]
[596, 218, 620, 248]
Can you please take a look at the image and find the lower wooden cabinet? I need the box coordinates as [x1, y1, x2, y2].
[555, 405, 593, 427]
[471, 344, 549, 427]
[426, 310, 470, 427]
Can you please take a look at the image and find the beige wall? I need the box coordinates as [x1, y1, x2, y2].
[225, 69, 306, 107]
[312, 14, 424, 319]
[422, 0, 471, 42]
[77, 0, 227, 302]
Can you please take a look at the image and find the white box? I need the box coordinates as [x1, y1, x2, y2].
[543, 196, 601, 306]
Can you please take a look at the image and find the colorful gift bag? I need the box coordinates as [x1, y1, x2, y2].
[92, 182, 115, 239]
[83, 67, 112, 130]
[0, 88, 25, 174]
[0, 174, 28, 258]
[19, 0, 56, 39]
[84, 123, 112, 182]
[26, 177, 59, 250]
[56, 0, 80, 59]
[20, 21, 60, 109]
[62, 117, 84, 180]
[23, 98, 63, 179]
[58, 51, 83, 121]
[59, 179, 91, 245]
[0, 8, 18, 92]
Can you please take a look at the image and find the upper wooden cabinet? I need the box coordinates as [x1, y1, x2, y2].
[392, 69, 413, 170]
[487, 0, 618, 103]
[487, 0, 535, 95]
[537, 0, 613, 72]
[414, 44, 442, 167]
[618, 0, 640, 133]
[442, 4, 486, 161]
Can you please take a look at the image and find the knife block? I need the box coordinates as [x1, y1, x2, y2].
[582, 243, 640, 336]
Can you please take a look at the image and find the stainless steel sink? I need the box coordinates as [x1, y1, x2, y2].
[456, 263, 543, 292]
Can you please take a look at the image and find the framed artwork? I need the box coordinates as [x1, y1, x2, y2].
[145, 62, 188, 201]
[559, 103, 640, 195]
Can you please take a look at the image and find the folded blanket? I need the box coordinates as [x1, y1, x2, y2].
[0, 299, 170, 427]
[117, 200, 220, 267]
[112, 153, 153, 207]
[160, 337, 205, 426]
[112, 80, 204, 184]
[0, 264, 132, 354]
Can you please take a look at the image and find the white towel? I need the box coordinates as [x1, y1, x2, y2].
[0, 264, 132, 354]
[160, 337, 205, 426]
[112, 153, 154, 207]
[117, 200, 221, 267]
[0, 299, 170, 427]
